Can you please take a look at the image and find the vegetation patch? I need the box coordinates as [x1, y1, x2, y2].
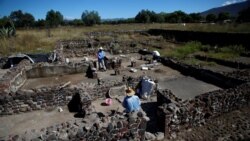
[205, 45, 245, 60]
[182, 58, 217, 66]
[164, 41, 203, 59]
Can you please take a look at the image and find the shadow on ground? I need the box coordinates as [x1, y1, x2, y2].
[141, 102, 163, 133]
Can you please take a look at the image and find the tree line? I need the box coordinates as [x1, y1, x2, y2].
[0, 8, 249, 28]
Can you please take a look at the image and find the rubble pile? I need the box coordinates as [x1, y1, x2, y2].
[0, 57, 8, 68]
[105, 58, 122, 70]
[171, 107, 250, 141]
[82, 80, 125, 100]
[157, 82, 250, 138]
[55, 39, 142, 61]
[7, 110, 149, 141]
[223, 69, 250, 82]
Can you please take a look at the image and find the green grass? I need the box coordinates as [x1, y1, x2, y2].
[182, 58, 217, 66]
[205, 45, 245, 60]
[164, 41, 203, 59]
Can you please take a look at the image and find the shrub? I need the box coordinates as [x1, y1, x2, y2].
[0, 20, 16, 38]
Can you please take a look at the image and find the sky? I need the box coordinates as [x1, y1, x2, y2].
[0, 0, 247, 20]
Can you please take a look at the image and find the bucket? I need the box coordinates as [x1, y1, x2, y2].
[105, 98, 112, 106]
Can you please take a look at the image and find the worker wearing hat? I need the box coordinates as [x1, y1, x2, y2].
[122, 87, 141, 113]
[97, 47, 106, 71]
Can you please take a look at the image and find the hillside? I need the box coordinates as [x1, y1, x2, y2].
[201, 0, 250, 17]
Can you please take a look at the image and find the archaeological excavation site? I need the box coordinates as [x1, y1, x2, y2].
[0, 30, 250, 141]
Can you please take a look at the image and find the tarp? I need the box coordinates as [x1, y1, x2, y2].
[140, 77, 155, 99]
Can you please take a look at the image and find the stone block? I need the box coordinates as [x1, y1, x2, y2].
[20, 107, 27, 112]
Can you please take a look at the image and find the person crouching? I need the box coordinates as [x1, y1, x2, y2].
[152, 50, 161, 62]
[122, 87, 141, 113]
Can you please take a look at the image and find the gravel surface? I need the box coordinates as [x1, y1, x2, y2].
[170, 107, 250, 141]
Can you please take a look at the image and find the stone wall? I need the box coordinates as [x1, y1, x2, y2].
[0, 62, 89, 94]
[0, 87, 91, 116]
[0, 78, 126, 116]
[157, 82, 250, 138]
[0, 60, 30, 93]
[7, 111, 148, 141]
[195, 55, 250, 69]
[160, 57, 247, 88]
[223, 69, 250, 82]
[55, 39, 141, 61]
[26, 63, 88, 78]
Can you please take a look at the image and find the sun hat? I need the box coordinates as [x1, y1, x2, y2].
[99, 47, 103, 50]
[126, 87, 135, 96]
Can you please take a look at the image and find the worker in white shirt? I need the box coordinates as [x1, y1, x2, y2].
[152, 50, 160, 62]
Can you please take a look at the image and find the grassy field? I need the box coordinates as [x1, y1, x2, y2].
[0, 23, 250, 56]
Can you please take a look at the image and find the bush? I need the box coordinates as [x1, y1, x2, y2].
[0, 20, 16, 38]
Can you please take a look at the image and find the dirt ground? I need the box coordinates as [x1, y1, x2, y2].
[0, 106, 75, 139]
[158, 76, 221, 100]
[0, 98, 125, 140]
[1, 53, 246, 140]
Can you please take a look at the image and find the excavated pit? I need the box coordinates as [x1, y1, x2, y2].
[0, 32, 249, 140]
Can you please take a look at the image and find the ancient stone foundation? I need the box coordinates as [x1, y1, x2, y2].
[0, 79, 125, 116]
[157, 82, 250, 138]
[8, 110, 148, 141]
[0, 62, 89, 94]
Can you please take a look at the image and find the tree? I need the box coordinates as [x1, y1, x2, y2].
[35, 19, 46, 27]
[151, 12, 165, 23]
[0, 16, 9, 27]
[237, 7, 250, 22]
[70, 19, 84, 26]
[135, 10, 151, 23]
[9, 10, 24, 27]
[22, 13, 35, 27]
[189, 13, 202, 23]
[206, 14, 217, 23]
[9, 10, 35, 27]
[217, 12, 230, 22]
[81, 10, 101, 26]
[165, 11, 187, 23]
[45, 10, 63, 27]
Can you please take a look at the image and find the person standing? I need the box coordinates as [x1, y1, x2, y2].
[122, 87, 141, 113]
[97, 47, 106, 71]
